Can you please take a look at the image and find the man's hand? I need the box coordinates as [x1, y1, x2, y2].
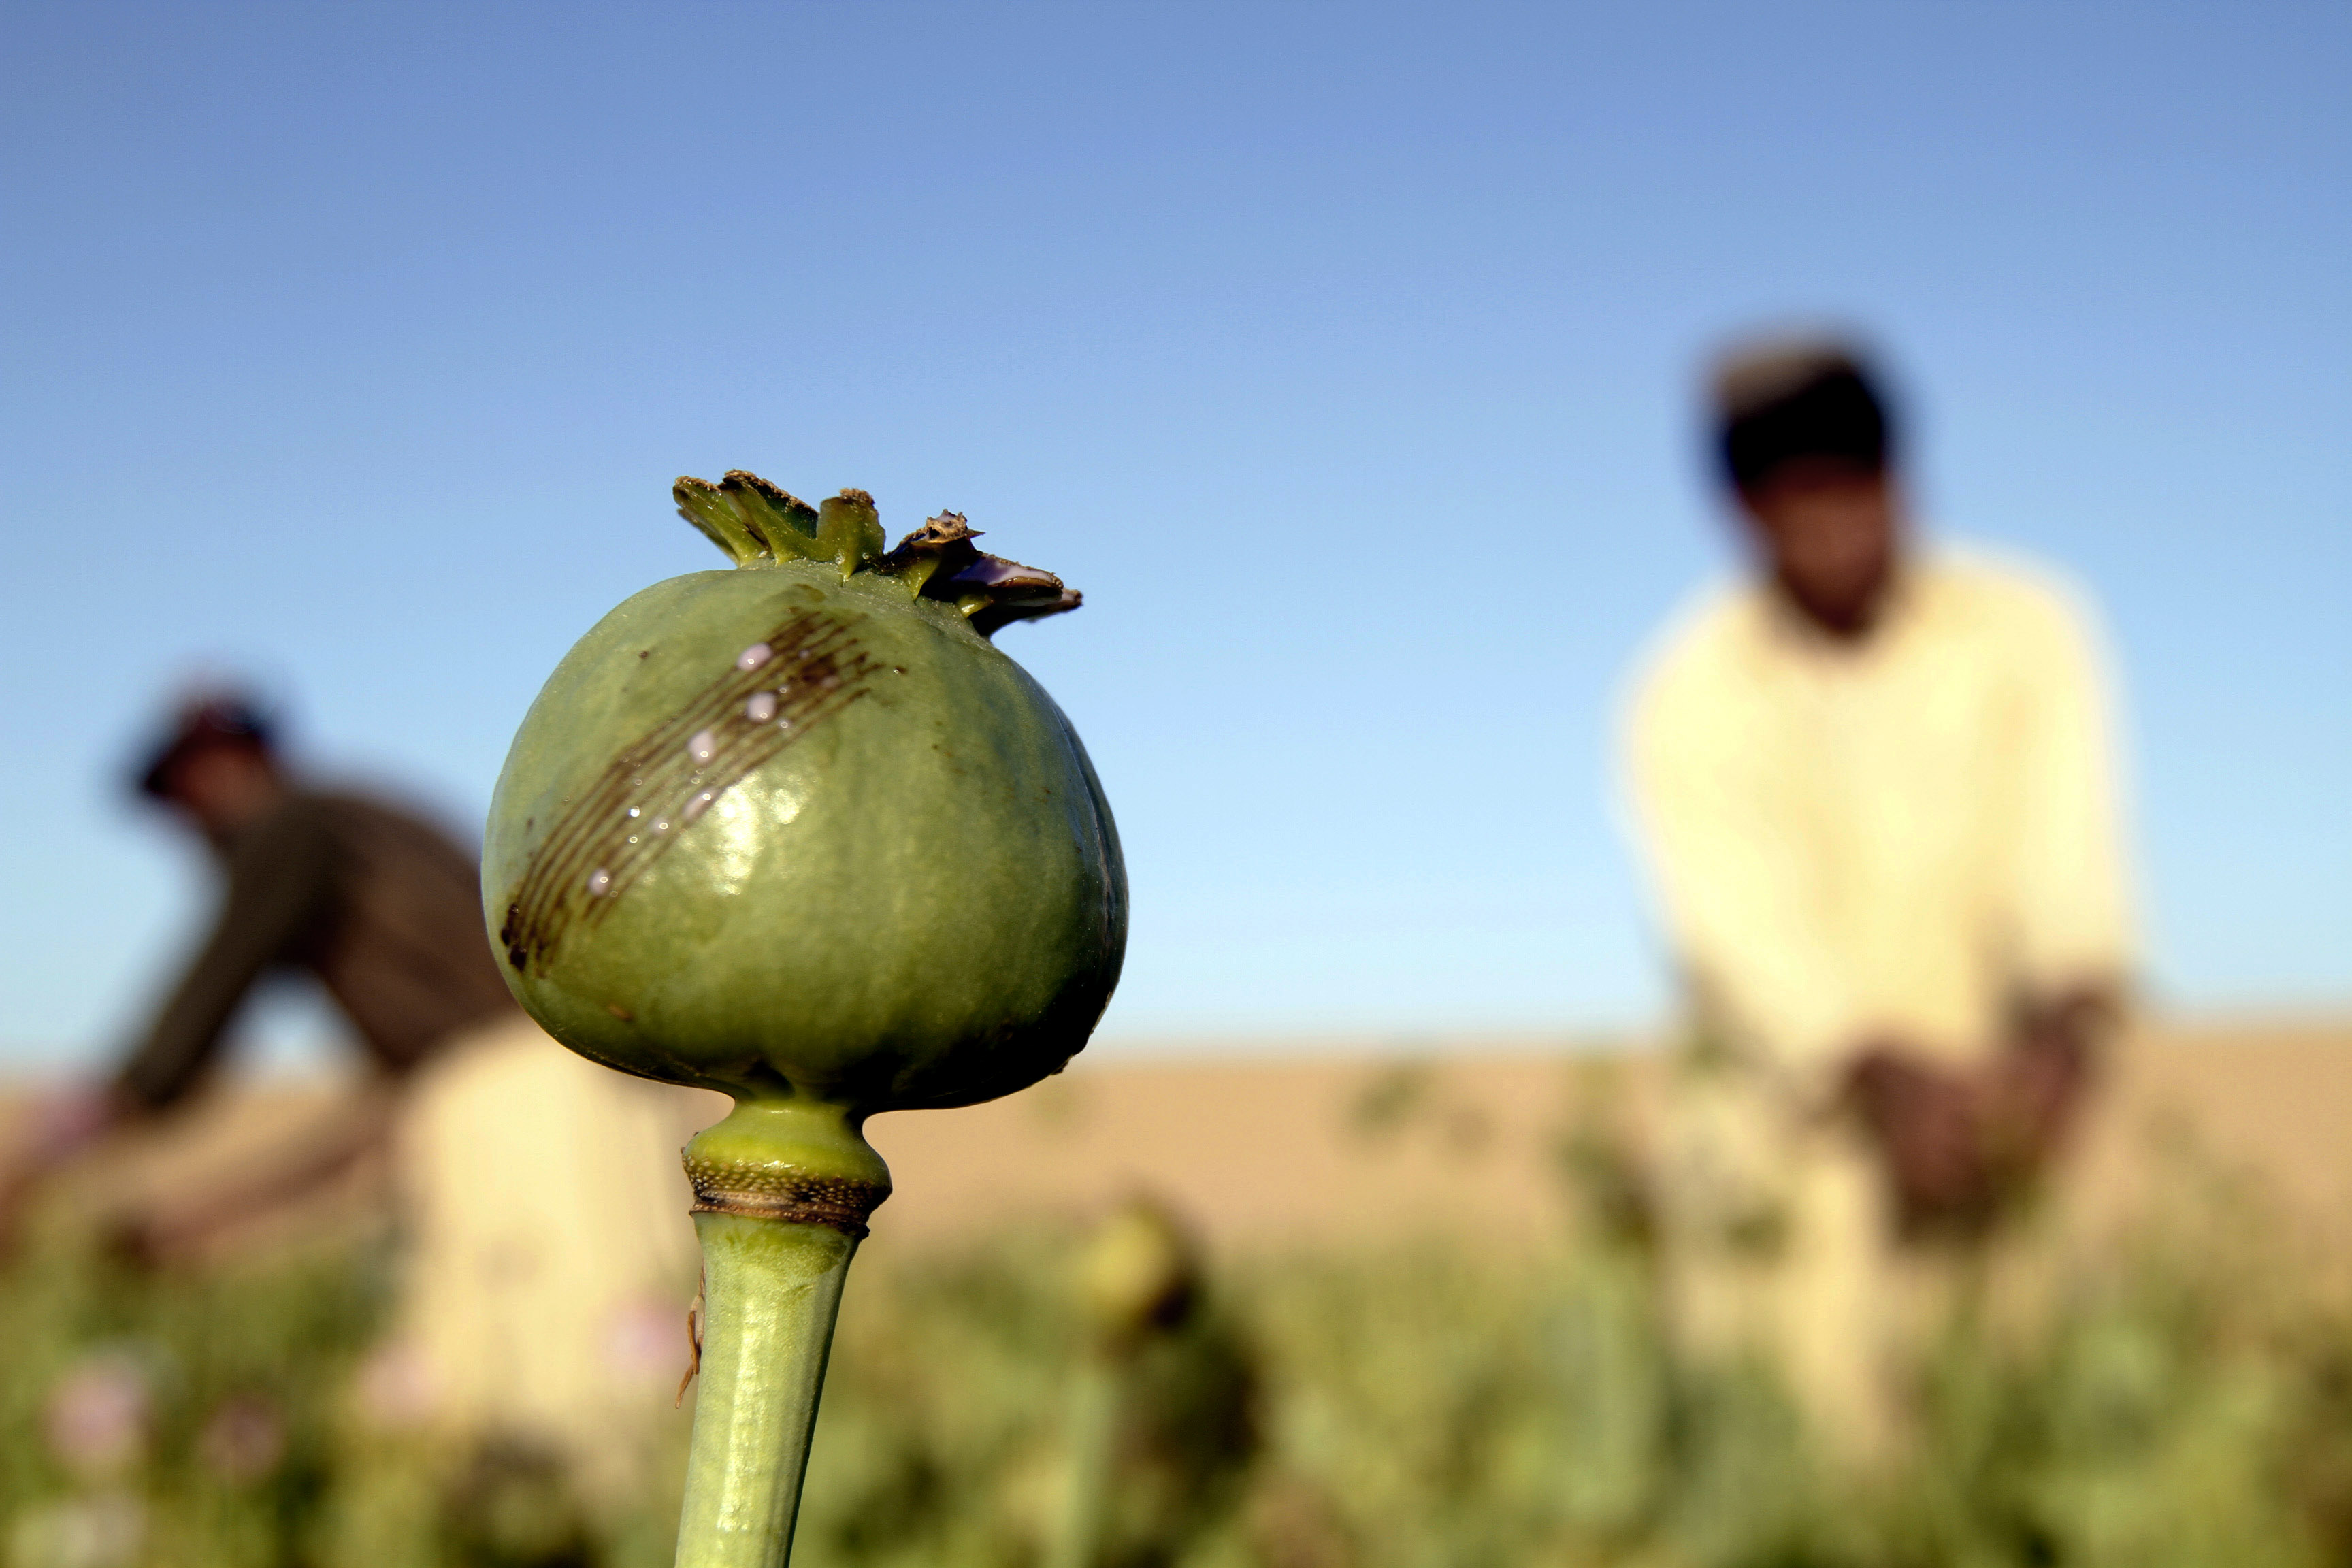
[0, 1086, 120, 1258]
[102, 1087, 396, 1268]
[1980, 983, 2112, 1185]
[1840, 1045, 2000, 1237]
[1840, 985, 2117, 1240]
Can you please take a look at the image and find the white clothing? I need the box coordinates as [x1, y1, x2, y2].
[1621, 549, 2133, 1456]
[1626, 551, 2132, 1094]
[385, 1013, 712, 1487]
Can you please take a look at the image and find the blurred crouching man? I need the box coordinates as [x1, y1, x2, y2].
[1620, 340, 2133, 1458]
[0, 694, 701, 1492]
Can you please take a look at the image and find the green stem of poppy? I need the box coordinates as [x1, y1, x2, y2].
[672, 1098, 890, 1568]
[674, 1213, 857, 1568]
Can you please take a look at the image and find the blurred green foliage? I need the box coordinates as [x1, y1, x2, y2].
[7, 1179, 2352, 1568]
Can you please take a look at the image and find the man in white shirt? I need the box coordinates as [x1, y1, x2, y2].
[1622, 339, 2132, 1457]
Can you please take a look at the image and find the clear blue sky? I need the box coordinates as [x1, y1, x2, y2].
[3, 2, 2345, 1068]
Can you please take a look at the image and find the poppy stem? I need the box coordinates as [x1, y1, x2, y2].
[672, 1099, 890, 1568]
[674, 1213, 858, 1568]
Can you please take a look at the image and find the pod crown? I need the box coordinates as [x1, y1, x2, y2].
[674, 472, 1079, 636]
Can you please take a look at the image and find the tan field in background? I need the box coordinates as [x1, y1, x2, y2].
[12, 1012, 2347, 1268]
[862, 1013, 2352, 1255]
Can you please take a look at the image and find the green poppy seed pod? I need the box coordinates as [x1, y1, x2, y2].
[1077, 1198, 1198, 1351]
[482, 473, 1126, 1568]
[486, 473, 1125, 1213]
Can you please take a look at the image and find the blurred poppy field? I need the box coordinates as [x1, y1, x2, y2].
[8, 1142, 2352, 1568]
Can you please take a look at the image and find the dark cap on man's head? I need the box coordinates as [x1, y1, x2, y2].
[135, 693, 277, 798]
[1710, 337, 1895, 491]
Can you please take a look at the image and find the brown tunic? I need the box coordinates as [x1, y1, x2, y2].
[115, 791, 519, 1110]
